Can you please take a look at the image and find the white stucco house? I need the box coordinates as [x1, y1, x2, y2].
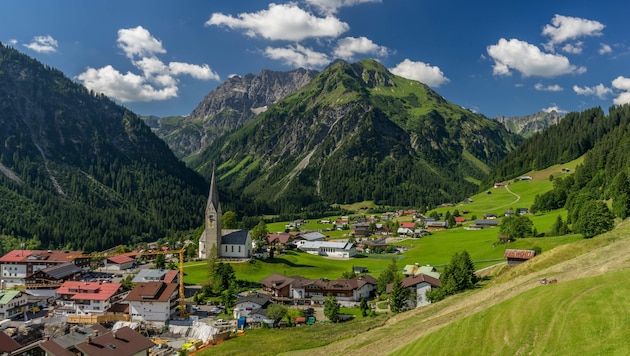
[125, 282, 179, 323]
[298, 241, 356, 258]
[387, 274, 441, 308]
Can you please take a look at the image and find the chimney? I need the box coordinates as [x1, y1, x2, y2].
[93, 330, 99, 337]
[86, 335, 92, 344]
[113, 330, 118, 339]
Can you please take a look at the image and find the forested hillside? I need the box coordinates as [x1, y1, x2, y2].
[0, 43, 208, 252]
[489, 104, 630, 237]
[487, 107, 618, 184]
[190, 59, 520, 217]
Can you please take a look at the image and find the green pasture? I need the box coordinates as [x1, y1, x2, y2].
[184, 157, 583, 285]
[394, 269, 630, 355]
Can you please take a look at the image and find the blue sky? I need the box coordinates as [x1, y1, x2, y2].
[2, 0, 629, 118]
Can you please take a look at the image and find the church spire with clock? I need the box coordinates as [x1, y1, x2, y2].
[198, 168, 222, 259]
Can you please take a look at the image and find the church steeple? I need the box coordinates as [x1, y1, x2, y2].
[199, 167, 222, 259]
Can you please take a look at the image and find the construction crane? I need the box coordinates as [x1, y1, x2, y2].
[69, 242, 191, 317]
[137, 245, 190, 317]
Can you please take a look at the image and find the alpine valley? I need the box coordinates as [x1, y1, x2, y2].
[0, 43, 574, 251]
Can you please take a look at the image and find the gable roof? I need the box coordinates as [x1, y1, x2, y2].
[0, 249, 85, 263]
[235, 293, 272, 307]
[125, 282, 178, 303]
[56, 281, 122, 301]
[74, 326, 155, 356]
[386, 274, 441, 293]
[0, 290, 22, 305]
[504, 249, 536, 259]
[38, 262, 83, 279]
[222, 229, 249, 245]
[267, 232, 293, 244]
[298, 232, 325, 241]
[401, 222, 415, 228]
[107, 255, 134, 264]
[0, 331, 21, 352]
[260, 273, 293, 290]
[132, 269, 168, 283]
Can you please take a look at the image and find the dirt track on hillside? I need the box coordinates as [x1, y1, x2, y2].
[286, 221, 630, 356]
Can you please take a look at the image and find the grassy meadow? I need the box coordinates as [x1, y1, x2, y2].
[202, 218, 630, 355]
[183, 157, 585, 286]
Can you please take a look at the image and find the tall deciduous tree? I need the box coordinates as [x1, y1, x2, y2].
[499, 215, 534, 240]
[266, 303, 288, 325]
[250, 220, 269, 248]
[574, 201, 615, 238]
[222, 211, 239, 229]
[324, 293, 340, 323]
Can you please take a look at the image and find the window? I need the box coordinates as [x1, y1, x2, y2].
[231, 246, 234, 253]
[239, 246, 241, 253]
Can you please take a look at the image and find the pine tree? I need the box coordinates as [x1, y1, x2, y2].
[389, 272, 409, 313]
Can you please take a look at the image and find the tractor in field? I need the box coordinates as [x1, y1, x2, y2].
[540, 277, 557, 285]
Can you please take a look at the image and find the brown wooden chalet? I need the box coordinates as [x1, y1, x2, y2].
[24, 262, 83, 289]
[504, 249, 536, 266]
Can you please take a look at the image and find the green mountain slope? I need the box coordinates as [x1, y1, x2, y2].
[0, 43, 207, 251]
[190, 59, 520, 214]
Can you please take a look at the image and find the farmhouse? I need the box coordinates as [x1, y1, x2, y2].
[298, 241, 356, 258]
[469, 219, 499, 230]
[24, 262, 83, 292]
[260, 273, 377, 303]
[504, 249, 536, 266]
[351, 222, 371, 236]
[386, 273, 441, 308]
[233, 293, 272, 319]
[426, 221, 448, 231]
[295, 231, 326, 244]
[402, 264, 440, 279]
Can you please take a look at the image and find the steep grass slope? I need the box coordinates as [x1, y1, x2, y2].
[287, 220, 630, 355]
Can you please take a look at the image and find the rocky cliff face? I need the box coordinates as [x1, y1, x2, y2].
[496, 111, 562, 137]
[146, 68, 317, 159]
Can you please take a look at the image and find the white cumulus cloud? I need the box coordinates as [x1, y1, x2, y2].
[573, 83, 612, 99]
[542, 14, 604, 51]
[206, 3, 348, 41]
[117, 26, 166, 58]
[76, 65, 178, 103]
[77, 26, 219, 103]
[389, 59, 450, 88]
[535, 83, 563, 92]
[561, 41, 583, 54]
[23, 35, 58, 53]
[8, 39, 18, 45]
[487, 38, 585, 77]
[598, 43, 612, 55]
[333, 36, 389, 60]
[169, 62, 220, 80]
[612, 76, 630, 105]
[264, 44, 330, 68]
[305, 0, 382, 15]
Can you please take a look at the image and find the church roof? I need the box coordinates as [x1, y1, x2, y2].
[222, 230, 249, 245]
